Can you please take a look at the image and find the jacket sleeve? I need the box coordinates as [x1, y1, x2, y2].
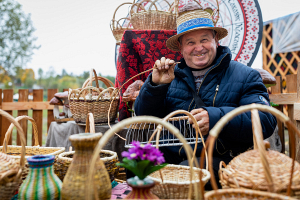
[134, 74, 170, 118]
[204, 70, 277, 143]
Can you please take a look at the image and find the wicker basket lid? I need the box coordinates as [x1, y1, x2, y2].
[0, 152, 19, 175]
[223, 149, 300, 192]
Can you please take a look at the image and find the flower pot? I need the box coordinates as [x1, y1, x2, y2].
[126, 179, 159, 199]
[18, 155, 62, 200]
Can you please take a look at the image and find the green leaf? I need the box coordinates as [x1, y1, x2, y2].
[270, 102, 279, 107]
[136, 160, 151, 179]
[145, 163, 168, 176]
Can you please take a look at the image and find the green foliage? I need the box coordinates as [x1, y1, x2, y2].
[0, 0, 40, 75]
[270, 102, 279, 107]
[116, 158, 167, 180]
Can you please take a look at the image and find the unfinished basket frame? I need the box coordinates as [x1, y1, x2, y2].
[86, 116, 202, 200]
[204, 104, 299, 200]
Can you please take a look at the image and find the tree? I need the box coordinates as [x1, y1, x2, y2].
[0, 0, 40, 75]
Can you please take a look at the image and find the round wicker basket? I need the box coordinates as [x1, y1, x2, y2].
[0, 110, 25, 200]
[203, 104, 299, 200]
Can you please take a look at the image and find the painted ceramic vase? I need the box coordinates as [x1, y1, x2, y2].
[61, 133, 111, 200]
[18, 155, 62, 200]
[126, 181, 159, 199]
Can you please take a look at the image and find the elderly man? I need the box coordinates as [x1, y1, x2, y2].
[134, 8, 277, 187]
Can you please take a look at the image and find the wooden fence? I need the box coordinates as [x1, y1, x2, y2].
[0, 89, 64, 146]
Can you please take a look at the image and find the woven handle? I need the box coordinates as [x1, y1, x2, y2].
[82, 76, 114, 89]
[130, 0, 158, 14]
[85, 113, 95, 134]
[110, 2, 132, 31]
[86, 116, 201, 200]
[207, 104, 298, 196]
[0, 110, 26, 168]
[3, 116, 40, 149]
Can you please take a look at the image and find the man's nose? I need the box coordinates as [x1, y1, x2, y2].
[194, 43, 203, 51]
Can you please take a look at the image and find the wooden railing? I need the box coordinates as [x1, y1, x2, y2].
[0, 89, 61, 146]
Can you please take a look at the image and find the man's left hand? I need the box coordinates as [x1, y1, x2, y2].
[189, 108, 210, 136]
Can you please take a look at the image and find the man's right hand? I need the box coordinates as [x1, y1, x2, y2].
[152, 57, 176, 85]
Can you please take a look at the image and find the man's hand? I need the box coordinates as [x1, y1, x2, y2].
[152, 57, 175, 85]
[189, 108, 209, 136]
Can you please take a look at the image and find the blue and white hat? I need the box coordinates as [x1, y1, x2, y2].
[166, 9, 228, 52]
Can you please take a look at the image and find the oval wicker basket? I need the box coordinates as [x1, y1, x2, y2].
[0, 115, 65, 181]
[130, 0, 177, 30]
[203, 104, 299, 200]
[0, 110, 25, 200]
[110, 2, 133, 45]
[69, 69, 119, 125]
[147, 110, 210, 199]
[86, 115, 204, 200]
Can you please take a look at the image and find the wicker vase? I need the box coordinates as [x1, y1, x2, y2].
[18, 155, 62, 200]
[125, 181, 158, 199]
[61, 132, 111, 200]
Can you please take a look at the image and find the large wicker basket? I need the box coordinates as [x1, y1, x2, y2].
[86, 115, 204, 200]
[204, 104, 299, 200]
[0, 115, 65, 180]
[69, 69, 119, 125]
[110, 2, 133, 45]
[130, 0, 177, 30]
[54, 113, 119, 182]
[0, 110, 25, 200]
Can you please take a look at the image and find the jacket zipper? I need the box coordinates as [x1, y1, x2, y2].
[188, 53, 228, 111]
[213, 84, 219, 107]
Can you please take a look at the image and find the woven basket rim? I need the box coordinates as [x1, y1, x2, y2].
[58, 149, 117, 162]
[0, 145, 65, 159]
[148, 164, 210, 184]
[131, 10, 175, 15]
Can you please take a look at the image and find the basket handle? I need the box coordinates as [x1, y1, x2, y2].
[206, 104, 298, 196]
[110, 2, 133, 31]
[131, 0, 159, 14]
[3, 116, 40, 149]
[85, 113, 95, 134]
[0, 110, 26, 168]
[86, 116, 201, 200]
[82, 76, 114, 89]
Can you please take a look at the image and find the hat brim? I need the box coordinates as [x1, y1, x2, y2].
[166, 26, 228, 52]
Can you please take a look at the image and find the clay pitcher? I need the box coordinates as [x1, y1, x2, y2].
[61, 133, 111, 199]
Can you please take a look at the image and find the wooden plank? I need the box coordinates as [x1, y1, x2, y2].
[286, 74, 297, 93]
[0, 89, 2, 147]
[47, 89, 58, 133]
[17, 89, 29, 145]
[1, 90, 13, 145]
[32, 90, 43, 146]
[2, 102, 54, 111]
[295, 62, 300, 162]
[269, 93, 297, 104]
[270, 76, 282, 94]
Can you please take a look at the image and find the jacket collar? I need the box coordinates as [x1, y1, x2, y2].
[174, 45, 232, 91]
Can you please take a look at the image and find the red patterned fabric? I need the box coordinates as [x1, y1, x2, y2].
[116, 30, 182, 121]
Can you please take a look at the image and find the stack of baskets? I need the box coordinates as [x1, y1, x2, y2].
[69, 69, 119, 125]
[110, 2, 133, 45]
[0, 110, 25, 200]
[130, 0, 177, 30]
[0, 115, 65, 181]
[54, 113, 120, 182]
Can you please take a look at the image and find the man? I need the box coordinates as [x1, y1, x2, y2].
[134, 8, 277, 187]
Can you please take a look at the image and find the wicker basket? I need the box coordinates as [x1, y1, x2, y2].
[0, 110, 25, 200]
[130, 0, 177, 30]
[204, 104, 299, 200]
[0, 115, 65, 181]
[110, 2, 133, 45]
[86, 115, 203, 200]
[54, 113, 119, 182]
[69, 69, 119, 125]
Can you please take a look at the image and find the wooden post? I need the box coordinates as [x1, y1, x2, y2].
[32, 89, 43, 146]
[286, 74, 297, 158]
[17, 89, 29, 145]
[1, 90, 13, 145]
[296, 62, 300, 162]
[0, 89, 2, 145]
[271, 76, 285, 153]
[47, 89, 58, 132]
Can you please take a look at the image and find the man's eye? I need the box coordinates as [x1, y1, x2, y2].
[202, 39, 208, 42]
[188, 41, 194, 45]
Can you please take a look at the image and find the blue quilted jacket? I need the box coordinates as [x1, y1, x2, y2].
[135, 46, 277, 156]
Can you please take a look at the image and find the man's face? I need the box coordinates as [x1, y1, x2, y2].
[178, 29, 218, 69]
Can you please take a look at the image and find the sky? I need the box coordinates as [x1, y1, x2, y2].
[16, 0, 300, 77]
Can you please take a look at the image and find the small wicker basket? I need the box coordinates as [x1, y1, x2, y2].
[130, 0, 177, 30]
[69, 69, 119, 125]
[0, 115, 65, 180]
[54, 113, 119, 182]
[86, 115, 203, 200]
[0, 110, 25, 200]
[203, 104, 299, 200]
[110, 2, 133, 45]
